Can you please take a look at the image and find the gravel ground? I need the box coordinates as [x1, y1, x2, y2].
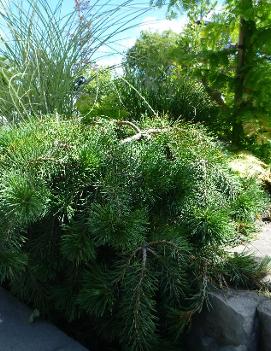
[231, 222, 271, 283]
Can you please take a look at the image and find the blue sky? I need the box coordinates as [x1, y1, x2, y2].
[55, 0, 225, 69]
[0, 0, 187, 69]
[1, 0, 224, 70]
[56, 0, 187, 68]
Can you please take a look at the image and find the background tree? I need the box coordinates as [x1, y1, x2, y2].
[123, 30, 222, 132]
[150, 0, 271, 150]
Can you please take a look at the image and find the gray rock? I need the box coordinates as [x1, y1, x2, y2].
[186, 289, 263, 351]
[197, 336, 219, 351]
[186, 333, 219, 351]
[257, 299, 271, 351]
[186, 332, 249, 351]
[0, 287, 89, 351]
[220, 346, 247, 351]
[203, 289, 259, 351]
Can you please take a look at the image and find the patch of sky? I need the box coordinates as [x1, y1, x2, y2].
[0, 0, 187, 72]
[59, 0, 188, 70]
[57, 1, 188, 67]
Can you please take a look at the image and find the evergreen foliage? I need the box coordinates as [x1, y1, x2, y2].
[0, 116, 269, 350]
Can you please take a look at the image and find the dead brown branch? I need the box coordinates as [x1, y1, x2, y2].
[116, 120, 170, 144]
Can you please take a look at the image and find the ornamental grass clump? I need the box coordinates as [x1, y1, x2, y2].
[0, 116, 269, 351]
[0, 0, 149, 121]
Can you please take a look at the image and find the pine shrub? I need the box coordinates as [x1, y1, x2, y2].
[0, 116, 269, 351]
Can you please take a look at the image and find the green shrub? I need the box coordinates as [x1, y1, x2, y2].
[119, 72, 218, 123]
[0, 116, 269, 351]
[78, 69, 221, 131]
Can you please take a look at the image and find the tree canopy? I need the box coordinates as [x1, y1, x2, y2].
[146, 0, 271, 146]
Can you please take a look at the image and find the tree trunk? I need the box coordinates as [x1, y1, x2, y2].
[232, 0, 256, 146]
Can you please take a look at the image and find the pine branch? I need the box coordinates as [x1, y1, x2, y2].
[119, 258, 157, 351]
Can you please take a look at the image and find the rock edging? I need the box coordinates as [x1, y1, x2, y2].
[0, 287, 89, 351]
[186, 289, 271, 351]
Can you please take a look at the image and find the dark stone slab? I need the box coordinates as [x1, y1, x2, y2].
[0, 288, 89, 351]
[257, 299, 271, 351]
[204, 290, 259, 350]
[186, 289, 264, 351]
